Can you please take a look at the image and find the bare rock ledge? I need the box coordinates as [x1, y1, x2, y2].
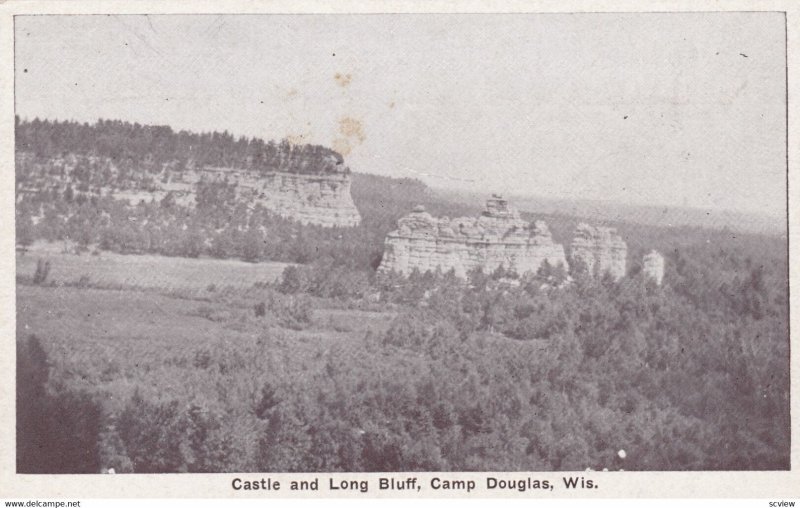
[378, 196, 569, 278]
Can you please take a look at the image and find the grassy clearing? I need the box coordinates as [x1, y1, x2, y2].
[17, 242, 289, 294]
[15, 243, 396, 415]
[16, 280, 397, 410]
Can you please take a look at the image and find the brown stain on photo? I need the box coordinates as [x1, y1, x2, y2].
[285, 132, 311, 145]
[333, 116, 365, 156]
[338, 117, 365, 142]
[334, 72, 352, 87]
[332, 138, 352, 157]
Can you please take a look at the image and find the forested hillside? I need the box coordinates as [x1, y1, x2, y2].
[15, 117, 482, 272]
[17, 242, 789, 472]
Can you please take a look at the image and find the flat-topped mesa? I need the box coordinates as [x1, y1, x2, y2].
[378, 197, 569, 278]
[570, 223, 627, 280]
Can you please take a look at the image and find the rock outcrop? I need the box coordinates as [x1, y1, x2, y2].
[212, 170, 361, 228]
[378, 196, 568, 278]
[16, 152, 362, 228]
[181, 161, 361, 227]
[260, 172, 361, 228]
[570, 223, 627, 280]
[129, 168, 361, 227]
[643, 250, 665, 285]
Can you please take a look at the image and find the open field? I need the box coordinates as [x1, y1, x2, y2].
[17, 282, 398, 412]
[17, 242, 289, 295]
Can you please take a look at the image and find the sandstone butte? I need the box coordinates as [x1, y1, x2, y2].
[570, 222, 628, 281]
[379, 196, 646, 282]
[643, 249, 666, 285]
[378, 196, 570, 279]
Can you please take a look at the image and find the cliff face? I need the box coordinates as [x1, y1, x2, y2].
[16, 152, 362, 228]
[182, 163, 361, 228]
[112, 169, 362, 228]
[378, 197, 568, 278]
[570, 223, 627, 280]
[235, 171, 361, 228]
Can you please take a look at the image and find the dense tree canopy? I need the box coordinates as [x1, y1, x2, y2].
[15, 116, 345, 174]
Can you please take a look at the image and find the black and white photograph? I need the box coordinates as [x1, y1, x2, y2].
[4, 4, 796, 498]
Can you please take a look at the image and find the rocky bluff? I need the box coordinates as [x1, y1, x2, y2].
[18, 151, 363, 229]
[379, 196, 643, 282]
[570, 223, 628, 280]
[260, 171, 361, 228]
[193, 165, 361, 228]
[378, 196, 569, 278]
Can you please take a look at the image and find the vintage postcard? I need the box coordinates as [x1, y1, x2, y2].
[0, 0, 797, 503]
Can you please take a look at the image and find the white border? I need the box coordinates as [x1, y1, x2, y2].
[0, 0, 796, 499]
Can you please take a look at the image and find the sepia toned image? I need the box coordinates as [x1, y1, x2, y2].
[11, 10, 790, 480]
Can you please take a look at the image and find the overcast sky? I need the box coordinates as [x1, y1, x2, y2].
[15, 13, 787, 217]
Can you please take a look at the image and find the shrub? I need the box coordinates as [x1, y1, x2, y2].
[33, 259, 51, 285]
[254, 302, 266, 317]
[278, 265, 304, 294]
[277, 294, 313, 330]
[193, 349, 212, 369]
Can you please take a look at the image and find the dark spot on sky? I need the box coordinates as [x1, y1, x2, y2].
[623, 115, 628, 119]
[740, 53, 748, 58]
[23, 68, 27, 73]
[332, 53, 336, 57]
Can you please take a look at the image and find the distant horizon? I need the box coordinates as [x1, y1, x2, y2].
[431, 181, 787, 221]
[15, 14, 787, 217]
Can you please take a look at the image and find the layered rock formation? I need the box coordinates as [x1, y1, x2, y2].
[378, 196, 568, 278]
[182, 159, 361, 227]
[16, 152, 362, 228]
[643, 250, 665, 285]
[235, 171, 360, 227]
[570, 223, 627, 280]
[124, 168, 361, 227]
